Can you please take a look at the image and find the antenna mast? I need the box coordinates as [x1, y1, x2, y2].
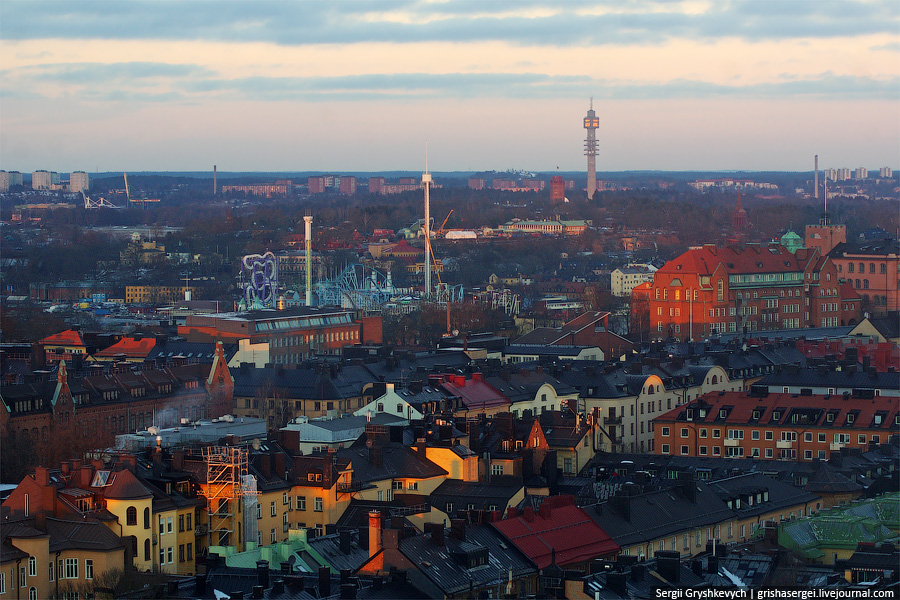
[423, 142, 432, 299]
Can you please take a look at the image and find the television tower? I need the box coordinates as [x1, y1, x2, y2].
[304, 214, 314, 306]
[423, 144, 433, 298]
[584, 99, 599, 200]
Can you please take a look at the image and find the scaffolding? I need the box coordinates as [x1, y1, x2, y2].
[203, 446, 252, 550]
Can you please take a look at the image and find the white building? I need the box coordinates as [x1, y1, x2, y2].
[610, 264, 657, 297]
[279, 413, 408, 455]
[69, 171, 90, 193]
[32, 170, 60, 190]
[0, 171, 23, 192]
[879, 167, 893, 178]
[354, 383, 425, 421]
[854, 167, 868, 180]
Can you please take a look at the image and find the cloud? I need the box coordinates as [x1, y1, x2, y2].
[8, 61, 215, 84]
[1, 0, 897, 46]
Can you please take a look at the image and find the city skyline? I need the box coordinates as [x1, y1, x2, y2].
[1, 1, 898, 173]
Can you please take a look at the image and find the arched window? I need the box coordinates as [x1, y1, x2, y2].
[711, 375, 718, 384]
[855, 279, 861, 288]
[848, 263, 855, 273]
[144, 507, 150, 529]
[29, 588, 37, 600]
[144, 538, 151, 561]
[869, 263, 875, 273]
[28, 556, 36, 576]
[717, 280, 724, 302]
[863, 279, 869, 289]
[858, 262, 864, 273]
[126, 506, 137, 526]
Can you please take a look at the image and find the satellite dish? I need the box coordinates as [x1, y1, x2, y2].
[252, 438, 261, 450]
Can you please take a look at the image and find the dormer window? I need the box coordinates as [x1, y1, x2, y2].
[719, 409, 727, 419]
[686, 409, 694, 420]
[699, 409, 707, 418]
[772, 411, 781, 421]
[752, 410, 761, 420]
[826, 413, 835, 423]
[874, 415, 883, 425]
[846, 414, 855, 424]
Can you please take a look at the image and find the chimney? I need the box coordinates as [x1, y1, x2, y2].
[368, 446, 383, 468]
[280, 561, 292, 574]
[340, 583, 357, 599]
[539, 500, 551, 520]
[655, 551, 680, 582]
[416, 438, 427, 460]
[35, 467, 50, 487]
[274, 453, 286, 479]
[339, 528, 351, 554]
[606, 572, 627, 596]
[256, 560, 270, 589]
[172, 449, 185, 472]
[630, 564, 645, 582]
[358, 526, 368, 550]
[251, 586, 264, 599]
[707, 555, 719, 574]
[78, 465, 93, 489]
[368, 511, 381, 557]
[318, 566, 331, 598]
[427, 523, 445, 546]
[450, 518, 466, 541]
[272, 580, 284, 594]
[382, 528, 399, 550]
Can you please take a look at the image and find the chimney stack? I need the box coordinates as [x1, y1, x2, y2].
[368, 511, 381, 557]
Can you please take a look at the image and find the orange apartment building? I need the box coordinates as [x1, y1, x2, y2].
[640, 243, 861, 341]
[654, 390, 899, 462]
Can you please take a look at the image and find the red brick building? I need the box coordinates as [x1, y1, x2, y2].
[178, 307, 382, 362]
[654, 390, 899, 462]
[550, 175, 566, 202]
[828, 239, 899, 315]
[639, 243, 861, 341]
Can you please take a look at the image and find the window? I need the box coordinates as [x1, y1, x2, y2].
[178, 514, 184, 532]
[49, 560, 54, 582]
[187, 543, 193, 561]
[65, 558, 78, 579]
[29, 588, 36, 600]
[160, 547, 165, 565]
[179, 545, 185, 563]
[751, 430, 760, 440]
[680, 428, 689, 438]
[661, 444, 670, 453]
[127, 506, 138, 526]
[858, 434, 866, 445]
[187, 512, 192, 531]
[256, 504, 262, 519]
[296, 496, 306, 511]
[28, 556, 36, 577]
[85, 559, 93, 580]
[712, 429, 721, 439]
[283, 492, 289, 505]
[491, 464, 504, 476]
[392, 480, 403, 490]
[765, 448, 773, 458]
[270, 501, 276, 517]
[314, 497, 323, 512]
[740, 524, 746, 538]
[271, 529, 277, 544]
[681, 445, 689, 455]
[167, 517, 173, 533]
[407, 481, 418, 490]
[699, 446, 707, 455]
[0, 573, 4, 594]
[765, 431, 773, 441]
[699, 428, 707, 438]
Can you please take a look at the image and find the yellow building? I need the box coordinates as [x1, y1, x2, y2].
[125, 285, 195, 304]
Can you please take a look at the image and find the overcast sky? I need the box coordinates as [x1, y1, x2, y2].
[1, 1, 898, 173]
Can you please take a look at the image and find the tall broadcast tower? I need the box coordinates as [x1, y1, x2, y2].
[584, 99, 599, 200]
[423, 146, 433, 298]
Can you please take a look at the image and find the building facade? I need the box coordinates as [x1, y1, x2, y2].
[640, 243, 861, 341]
[69, 171, 90, 193]
[828, 239, 899, 315]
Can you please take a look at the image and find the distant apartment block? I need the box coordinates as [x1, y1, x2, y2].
[879, 167, 893, 178]
[69, 170, 90, 193]
[493, 178, 517, 190]
[0, 170, 23, 192]
[689, 178, 777, 192]
[368, 177, 385, 193]
[468, 177, 485, 190]
[339, 176, 357, 195]
[32, 169, 60, 190]
[854, 167, 868, 180]
[308, 176, 327, 194]
[522, 179, 545, 191]
[222, 182, 292, 197]
[611, 264, 657, 297]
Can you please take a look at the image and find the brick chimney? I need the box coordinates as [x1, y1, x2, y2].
[368, 511, 381, 558]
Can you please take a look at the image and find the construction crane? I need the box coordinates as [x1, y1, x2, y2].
[435, 209, 453, 237]
[81, 190, 120, 209]
[123, 172, 130, 207]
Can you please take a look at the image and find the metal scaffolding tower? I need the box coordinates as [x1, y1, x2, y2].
[203, 445, 250, 549]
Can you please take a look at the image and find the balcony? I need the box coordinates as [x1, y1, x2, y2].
[829, 442, 845, 451]
[194, 524, 208, 536]
[337, 481, 370, 494]
[724, 439, 739, 447]
[603, 415, 623, 425]
[776, 440, 794, 449]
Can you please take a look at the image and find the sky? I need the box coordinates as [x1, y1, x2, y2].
[1, 1, 898, 173]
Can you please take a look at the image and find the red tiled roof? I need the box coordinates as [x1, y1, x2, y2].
[94, 337, 157, 358]
[40, 329, 86, 347]
[657, 391, 898, 430]
[659, 244, 815, 278]
[839, 281, 860, 301]
[438, 374, 510, 410]
[491, 496, 619, 568]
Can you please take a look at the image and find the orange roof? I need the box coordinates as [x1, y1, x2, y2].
[94, 337, 157, 358]
[40, 329, 86, 347]
[660, 243, 815, 278]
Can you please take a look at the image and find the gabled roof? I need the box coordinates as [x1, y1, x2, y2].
[40, 329, 86, 347]
[338, 443, 447, 485]
[93, 336, 157, 359]
[491, 495, 619, 568]
[438, 375, 510, 411]
[46, 517, 125, 552]
[101, 468, 153, 500]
